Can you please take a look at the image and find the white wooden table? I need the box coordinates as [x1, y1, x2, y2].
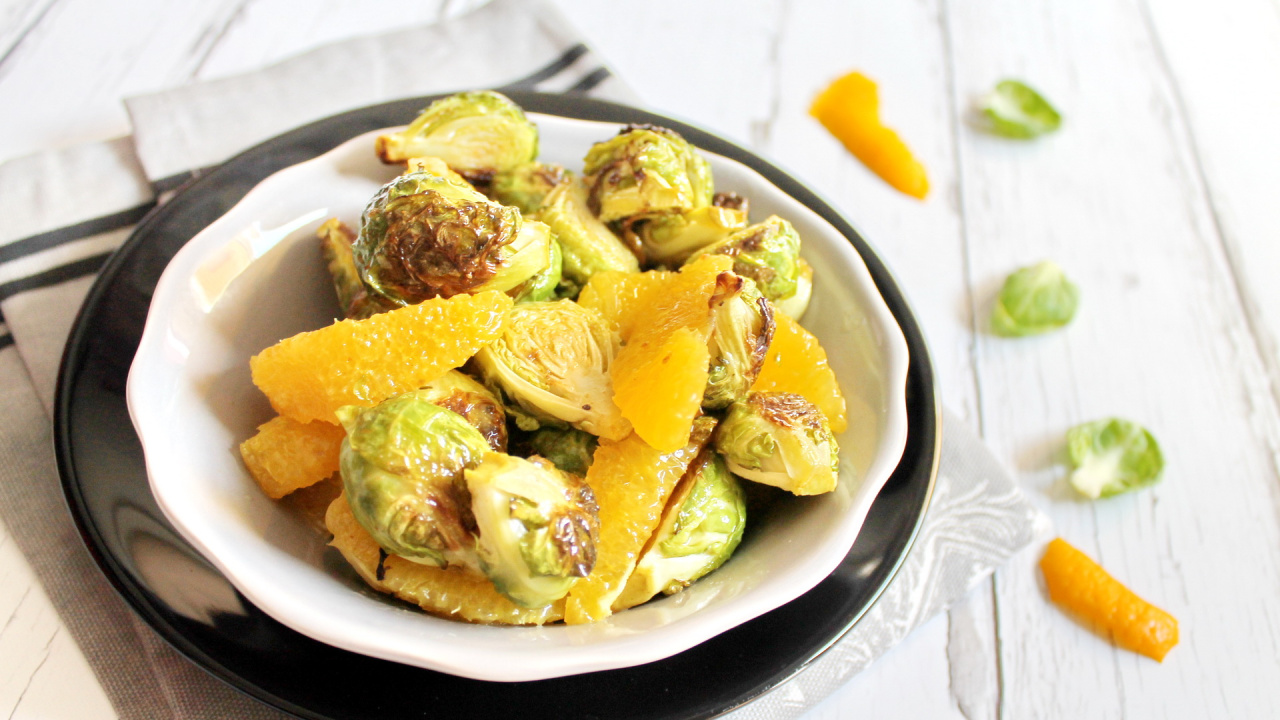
[3, 0, 1279, 717]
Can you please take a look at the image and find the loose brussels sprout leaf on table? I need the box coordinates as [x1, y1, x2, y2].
[687, 216, 811, 319]
[1067, 418, 1164, 499]
[537, 177, 640, 290]
[583, 124, 713, 223]
[704, 273, 775, 410]
[354, 170, 553, 304]
[466, 453, 599, 607]
[376, 90, 538, 182]
[990, 261, 1079, 337]
[335, 391, 491, 568]
[472, 299, 630, 440]
[979, 80, 1062, 139]
[615, 449, 746, 609]
[715, 392, 840, 496]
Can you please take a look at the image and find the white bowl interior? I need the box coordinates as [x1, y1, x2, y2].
[126, 114, 910, 681]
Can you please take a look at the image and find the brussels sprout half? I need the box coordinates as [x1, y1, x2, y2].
[686, 216, 808, 317]
[335, 391, 491, 567]
[704, 273, 775, 410]
[583, 124, 713, 223]
[615, 449, 746, 609]
[715, 392, 840, 496]
[354, 171, 551, 303]
[513, 425, 599, 477]
[537, 177, 640, 289]
[626, 202, 748, 267]
[375, 90, 538, 182]
[466, 453, 599, 607]
[1067, 418, 1164, 499]
[318, 218, 397, 319]
[488, 162, 569, 215]
[472, 300, 630, 440]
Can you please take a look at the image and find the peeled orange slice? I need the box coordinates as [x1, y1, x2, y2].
[751, 312, 847, 433]
[250, 290, 512, 423]
[239, 415, 346, 499]
[578, 269, 674, 341]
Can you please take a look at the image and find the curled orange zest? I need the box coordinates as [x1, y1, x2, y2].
[1039, 538, 1178, 662]
[810, 71, 929, 199]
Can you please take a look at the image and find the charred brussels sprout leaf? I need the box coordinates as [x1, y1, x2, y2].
[687, 216, 807, 317]
[537, 177, 640, 288]
[990, 261, 1079, 337]
[376, 91, 538, 182]
[704, 273, 775, 410]
[415, 370, 509, 452]
[979, 80, 1062, 139]
[583, 124, 713, 223]
[489, 162, 569, 215]
[472, 300, 630, 440]
[616, 450, 746, 608]
[715, 392, 840, 496]
[466, 453, 599, 607]
[1067, 418, 1164, 499]
[514, 426, 599, 477]
[354, 171, 550, 303]
[335, 391, 491, 567]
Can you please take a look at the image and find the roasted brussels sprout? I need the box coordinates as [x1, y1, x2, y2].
[472, 300, 630, 440]
[488, 162, 569, 215]
[687, 216, 808, 317]
[335, 391, 490, 567]
[417, 370, 508, 452]
[466, 453, 599, 607]
[771, 258, 814, 320]
[354, 171, 552, 303]
[514, 426, 598, 477]
[615, 449, 746, 608]
[318, 218, 396, 319]
[537, 177, 640, 289]
[626, 202, 748, 266]
[704, 273, 775, 410]
[582, 125, 713, 223]
[715, 392, 839, 496]
[375, 91, 538, 182]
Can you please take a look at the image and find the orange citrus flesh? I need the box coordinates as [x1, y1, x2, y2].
[326, 494, 564, 625]
[810, 71, 929, 200]
[564, 426, 709, 624]
[1040, 538, 1178, 662]
[578, 269, 675, 341]
[752, 312, 847, 433]
[611, 255, 733, 451]
[239, 416, 346, 499]
[250, 290, 513, 424]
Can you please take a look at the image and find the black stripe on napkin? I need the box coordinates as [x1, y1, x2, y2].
[564, 67, 612, 95]
[0, 332, 12, 351]
[501, 44, 589, 90]
[0, 203, 153, 265]
[0, 252, 113, 303]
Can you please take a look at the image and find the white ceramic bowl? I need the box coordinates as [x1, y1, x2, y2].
[126, 114, 910, 682]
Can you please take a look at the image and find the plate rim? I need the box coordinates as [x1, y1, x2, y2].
[53, 90, 940, 720]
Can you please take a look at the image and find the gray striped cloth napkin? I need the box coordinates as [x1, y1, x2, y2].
[0, 1, 1044, 717]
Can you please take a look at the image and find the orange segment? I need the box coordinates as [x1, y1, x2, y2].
[564, 428, 707, 623]
[578, 269, 674, 341]
[239, 416, 346, 499]
[250, 290, 512, 423]
[810, 71, 929, 200]
[1040, 538, 1178, 662]
[611, 255, 733, 451]
[326, 494, 563, 625]
[752, 312, 847, 433]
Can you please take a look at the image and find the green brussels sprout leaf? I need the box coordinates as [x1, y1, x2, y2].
[1067, 418, 1164, 499]
[979, 80, 1062, 139]
[990, 261, 1079, 337]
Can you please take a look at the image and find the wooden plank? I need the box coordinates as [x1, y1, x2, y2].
[0, 0, 58, 67]
[942, 0, 1280, 717]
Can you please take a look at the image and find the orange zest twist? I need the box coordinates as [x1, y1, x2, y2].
[1039, 538, 1178, 661]
[809, 71, 929, 200]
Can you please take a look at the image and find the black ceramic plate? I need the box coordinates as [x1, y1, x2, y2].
[55, 92, 939, 720]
